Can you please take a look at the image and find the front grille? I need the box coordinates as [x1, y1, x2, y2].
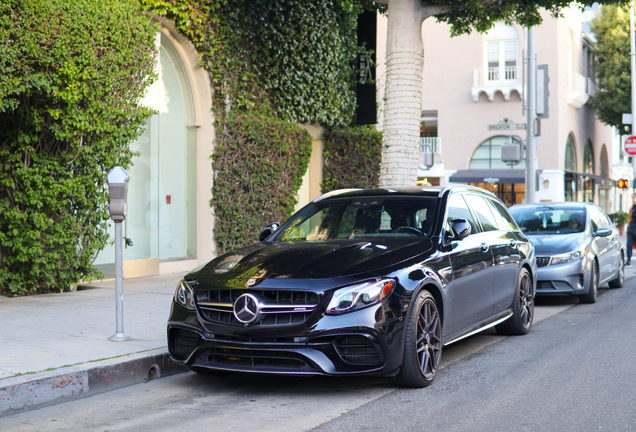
[536, 257, 551, 268]
[333, 335, 381, 365]
[169, 328, 200, 360]
[202, 347, 310, 370]
[196, 289, 320, 327]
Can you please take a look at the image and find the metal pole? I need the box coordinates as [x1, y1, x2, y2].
[631, 2, 636, 184]
[526, 27, 537, 203]
[110, 221, 130, 341]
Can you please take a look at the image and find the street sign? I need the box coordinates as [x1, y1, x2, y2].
[623, 135, 636, 156]
[487, 118, 526, 131]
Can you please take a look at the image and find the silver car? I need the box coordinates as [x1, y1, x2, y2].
[509, 202, 624, 303]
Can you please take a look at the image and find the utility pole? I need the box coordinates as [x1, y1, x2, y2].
[526, 27, 537, 203]
[631, 2, 636, 181]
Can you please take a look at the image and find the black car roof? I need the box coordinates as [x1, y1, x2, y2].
[315, 185, 498, 202]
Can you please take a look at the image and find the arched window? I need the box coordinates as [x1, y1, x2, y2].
[583, 140, 594, 174]
[564, 133, 577, 201]
[565, 133, 577, 171]
[583, 140, 594, 202]
[469, 135, 525, 169]
[485, 23, 519, 83]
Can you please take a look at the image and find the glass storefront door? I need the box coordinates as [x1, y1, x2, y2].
[94, 37, 196, 277]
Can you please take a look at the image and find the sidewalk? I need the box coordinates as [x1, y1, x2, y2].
[0, 271, 190, 417]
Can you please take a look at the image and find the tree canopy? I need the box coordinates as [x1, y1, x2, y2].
[591, 4, 632, 130]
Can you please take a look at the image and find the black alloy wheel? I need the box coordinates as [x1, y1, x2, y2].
[609, 255, 625, 288]
[580, 261, 599, 304]
[496, 268, 534, 335]
[389, 289, 442, 388]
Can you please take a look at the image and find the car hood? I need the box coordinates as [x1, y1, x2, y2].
[188, 238, 435, 289]
[526, 233, 585, 256]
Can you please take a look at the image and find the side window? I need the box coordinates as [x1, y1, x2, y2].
[463, 194, 499, 232]
[590, 207, 609, 231]
[593, 207, 610, 228]
[489, 199, 519, 231]
[446, 194, 477, 235]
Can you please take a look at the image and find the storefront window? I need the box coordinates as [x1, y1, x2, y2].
[469, 135, 525, 169]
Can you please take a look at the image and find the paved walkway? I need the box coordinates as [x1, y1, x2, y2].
[1, 271, 189, 417]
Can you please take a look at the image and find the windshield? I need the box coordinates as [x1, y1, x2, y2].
[509, 206, 586, 235]
[273, 197, 438, 241]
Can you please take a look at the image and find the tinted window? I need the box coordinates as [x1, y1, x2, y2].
[446, 194, 477, 235]
[509, 205, 587, 234]
[274, 197, 437, 241]
[489, 199, 519, 231]
[463, 194, 499, 232]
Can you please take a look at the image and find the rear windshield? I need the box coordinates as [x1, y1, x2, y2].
[509, 206, 586, 234]
[273, 197, 438, 241]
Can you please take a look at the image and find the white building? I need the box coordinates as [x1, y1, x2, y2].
[377, 7, 633, 211]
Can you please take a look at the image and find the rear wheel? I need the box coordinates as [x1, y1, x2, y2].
[389, 290, 442, 388]
[579, 261, 598, 304]
[608, 255, 624, 288]
[496, 268, 534, 335]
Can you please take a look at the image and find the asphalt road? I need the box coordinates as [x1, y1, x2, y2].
[2, 284, 635, 432]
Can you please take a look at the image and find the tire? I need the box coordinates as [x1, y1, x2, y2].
[388, 289, 442, 388]
[608, 255, 625, 289]
[496, 268, 534, 335]
[579, 260, 598, 304]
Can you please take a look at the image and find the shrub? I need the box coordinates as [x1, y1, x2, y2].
[0, 0, 157, 295]
[212, 108, 312, 254]
[321, 126, 382, 192]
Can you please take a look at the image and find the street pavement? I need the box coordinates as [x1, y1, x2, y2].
[1, 234, 634, 417]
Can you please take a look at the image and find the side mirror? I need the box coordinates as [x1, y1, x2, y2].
[449, 219, 471, 241]
[593, 227, 612, 238]
[260, 222, 280, 242]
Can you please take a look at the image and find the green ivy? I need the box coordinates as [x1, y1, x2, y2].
[141, 1, 381, 256]
[142, 0, 379, 125]
[321, 126, 382, 192]
[212, 108, 312, 254]
[0, 0, 157, 295]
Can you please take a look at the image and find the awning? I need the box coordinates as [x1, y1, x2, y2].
[449, 169, 526, 184]
[564, 170, 614, 186]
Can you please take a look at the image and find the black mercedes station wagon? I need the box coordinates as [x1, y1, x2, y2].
[168, 186, 536, 387]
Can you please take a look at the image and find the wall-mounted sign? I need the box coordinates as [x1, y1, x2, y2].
[487, 118, 526, 131]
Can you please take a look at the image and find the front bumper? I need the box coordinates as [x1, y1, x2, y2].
[535, 258, 587, 296]
[167, 300, 407, 376]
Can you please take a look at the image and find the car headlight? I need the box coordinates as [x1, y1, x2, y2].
[326, 279, 395, 315]
[550, 250, 584, 265]
[174, 280, 196, 310]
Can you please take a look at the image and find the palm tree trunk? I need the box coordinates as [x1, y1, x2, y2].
[379, 0, 426, 188]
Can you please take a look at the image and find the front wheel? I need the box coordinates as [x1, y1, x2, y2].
[388, 290, 442, 388]
[579, 261, 598, 304]
[496, 268, 534, 335]
[608, 255, 624, 288]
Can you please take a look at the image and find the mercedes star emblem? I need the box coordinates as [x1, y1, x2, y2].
[233, 293, 260, 324]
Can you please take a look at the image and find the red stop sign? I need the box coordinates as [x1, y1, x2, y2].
[625, 135, 636, 155]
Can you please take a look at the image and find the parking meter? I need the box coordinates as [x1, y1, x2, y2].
[107, 166, 131, 341]
[107, 166, 130, 221]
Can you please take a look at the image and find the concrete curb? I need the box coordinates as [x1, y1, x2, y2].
[0, 348, 187, 417]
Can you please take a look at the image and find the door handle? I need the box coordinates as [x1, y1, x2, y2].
[510, 240, 517, 248]
[480, 243, 489, 252]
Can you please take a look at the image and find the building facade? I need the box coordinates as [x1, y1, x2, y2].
[377, 7, 633, 213]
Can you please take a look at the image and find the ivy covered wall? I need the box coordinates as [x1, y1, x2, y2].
[0, 0, 157, 295]
[144, 0, 382, 253]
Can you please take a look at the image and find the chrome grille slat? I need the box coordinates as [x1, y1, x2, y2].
[196, 289, 320, 327]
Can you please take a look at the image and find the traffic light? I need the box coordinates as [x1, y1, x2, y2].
[618, 178, 630, 189]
